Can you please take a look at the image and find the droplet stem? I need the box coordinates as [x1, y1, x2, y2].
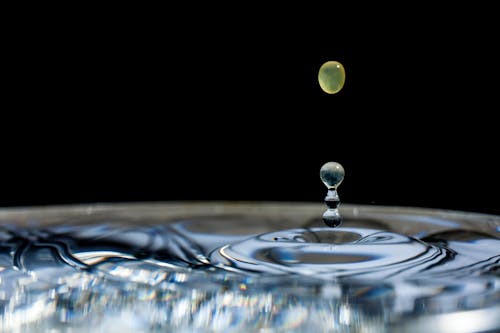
[320, 162, 344, 228]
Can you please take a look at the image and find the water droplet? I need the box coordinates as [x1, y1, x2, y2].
[318, 61, 345, 94]
[320, 162, 344, 189]
[322, 209, 342, 228]
[320, 162, 344, 228]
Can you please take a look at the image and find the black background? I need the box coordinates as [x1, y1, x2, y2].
[2, 5, 499, 215]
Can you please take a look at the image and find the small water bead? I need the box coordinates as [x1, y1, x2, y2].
[318, 61, 346, 94]
[322, 209, 342, 228]
[320, 162, 345, 189]
[320, 162, 345, 228]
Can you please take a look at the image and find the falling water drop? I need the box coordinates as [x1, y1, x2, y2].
[318, 61, 346, 94]
[320, 162, 345, 228]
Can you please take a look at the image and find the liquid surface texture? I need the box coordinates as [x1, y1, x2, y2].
[1, 202, 499, 332]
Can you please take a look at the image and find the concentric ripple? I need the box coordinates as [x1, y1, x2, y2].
[210, 228, 451, 279]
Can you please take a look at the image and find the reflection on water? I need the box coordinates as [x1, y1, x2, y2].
[0, 203, 499, 332]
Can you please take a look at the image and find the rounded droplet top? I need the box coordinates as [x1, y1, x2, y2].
[318, 61, 346, 94]
[320, 162, 345, 189]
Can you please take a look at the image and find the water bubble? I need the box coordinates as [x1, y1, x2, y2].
[318, 61, 346, 94]
[320, 162, 344, 228]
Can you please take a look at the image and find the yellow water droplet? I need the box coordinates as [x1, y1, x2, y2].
[318, 61, 345, 94]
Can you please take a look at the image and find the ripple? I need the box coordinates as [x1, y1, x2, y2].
[209, 228, 452, 279]
[1, 203, 499, 332]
